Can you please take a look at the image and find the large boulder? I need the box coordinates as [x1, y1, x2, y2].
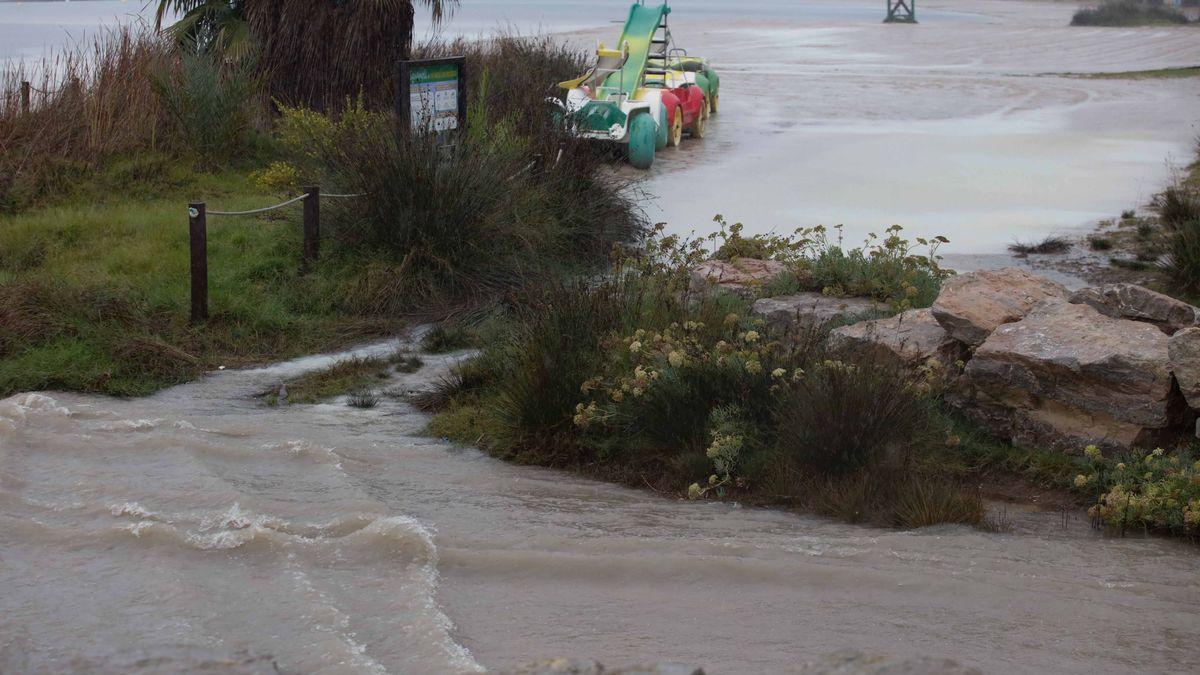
[1169, 327, 1200, 409]
[753, 293, 886, 333]
[957, 299, 1184, 451]
[829, 308, 966, 367]
[688, 258, 786, 299]
[1069, 283, 1200, 335]
[932, 268, 1070, 347]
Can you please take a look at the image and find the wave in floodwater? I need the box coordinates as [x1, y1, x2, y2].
[0, 382, 484, 675]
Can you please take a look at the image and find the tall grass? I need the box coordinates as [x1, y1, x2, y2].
[0, 26, 265, 212]
[774, 355, 934, 475]
[1156, 183, 1200, 294]
[0, 28, 174, 211]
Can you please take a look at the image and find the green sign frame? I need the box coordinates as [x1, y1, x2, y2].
[398, 56, 468, 133]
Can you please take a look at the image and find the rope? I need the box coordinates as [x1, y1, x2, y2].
[22, 82, 67, 96]
[193, 190, 363, 218]
[207, 193, 309, 217]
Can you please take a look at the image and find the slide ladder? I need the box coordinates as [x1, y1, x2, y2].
[600, 3, 672, 98]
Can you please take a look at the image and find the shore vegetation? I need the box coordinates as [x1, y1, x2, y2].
[0, 19, 635, 398]
[1071, 1, 1194, 26]
[422, 227, 1089, 531]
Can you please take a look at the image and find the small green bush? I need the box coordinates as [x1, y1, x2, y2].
[153, 46, 260, 168]
[771, 230, 948, 310]
[773, 355, 936, 475]
[893, 477, 985, 529]
[1079, 445, 1200, 538]
[1159, 219, 1200, 294]
[1071, 1, 1191, 26]
[1155, 185, 1200, 229]
[1009, 236, 1071, 255]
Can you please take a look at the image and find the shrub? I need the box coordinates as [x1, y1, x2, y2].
[893, 477, 985, 528]
[492, 276, 655, 456]
[709, 217, 807, 263]
[1088, 235, 1114, 251]
[1155, 185, 1200, 229]
[152, 45, 261, 168]
[573, 303, 809, 463]
[347, 390, 380, 408]
[1008, 236, 1071, 255]
[319, 128, 622, 310]
[421, 323, 482, 353]
[764, 225, 950, 309]
[1079, 445, 1200, 538]
[1159, 220, 1200, 294]
[1071, 1, 1191, 26]
[773, 355, 936, 475]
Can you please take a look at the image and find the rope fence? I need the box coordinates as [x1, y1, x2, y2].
[187, 185, 363, 322]
[16, 81, 74, 114]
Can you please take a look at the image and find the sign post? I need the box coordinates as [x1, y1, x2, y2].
[397, 57, 467, 136]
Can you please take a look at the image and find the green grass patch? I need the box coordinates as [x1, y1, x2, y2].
[1071, 1, 1193, 26]
[1074, 66, 1200, 80]
[1009, 236, 1072, 255]
[258, 350, 419, 405]
[0, 167, 398, 398]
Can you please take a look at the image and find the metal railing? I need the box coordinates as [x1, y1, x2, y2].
[187, 186, 364, 322]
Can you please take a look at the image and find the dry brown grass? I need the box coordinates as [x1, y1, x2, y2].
[0, 28, 177, 211]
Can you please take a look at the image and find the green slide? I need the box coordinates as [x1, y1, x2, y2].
[600, 3, 671, 96]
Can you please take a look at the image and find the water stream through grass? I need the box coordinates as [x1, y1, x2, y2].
[2, 336, 1198, 673]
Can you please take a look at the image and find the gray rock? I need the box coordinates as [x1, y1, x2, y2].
[752, 293, 887, 334]
[1069, 283, 1200, 335]
[792, 649, 980, 675]
[1169, 326, 1200, 409]
[828, 308, 966, 367]
[499, 659, 703, 675]
[959, 299, 1182, 451]
[932, 268, 1070, 347]
[688, 258, 786, 299]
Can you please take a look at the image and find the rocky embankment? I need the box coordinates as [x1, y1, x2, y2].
[693, 259, 1200, 453]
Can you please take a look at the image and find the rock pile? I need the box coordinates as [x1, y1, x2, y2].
[879, 269, 1196, 451]
[712, 259, 1200, 452]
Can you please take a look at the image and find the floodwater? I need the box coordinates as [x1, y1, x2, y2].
[2, 336, 1199, 674]
[613, 0, 1200, 253]
[4, 0, 1198, 251]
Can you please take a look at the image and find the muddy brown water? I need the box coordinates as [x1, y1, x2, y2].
[1, 336, 1198, 674]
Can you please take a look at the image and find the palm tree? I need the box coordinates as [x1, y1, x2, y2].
[155, 0, 457, 110]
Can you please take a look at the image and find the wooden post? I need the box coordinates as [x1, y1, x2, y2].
[20, 81, 31, 114]
[302, 185, 320, 271]
[189, 203, 208, 322]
